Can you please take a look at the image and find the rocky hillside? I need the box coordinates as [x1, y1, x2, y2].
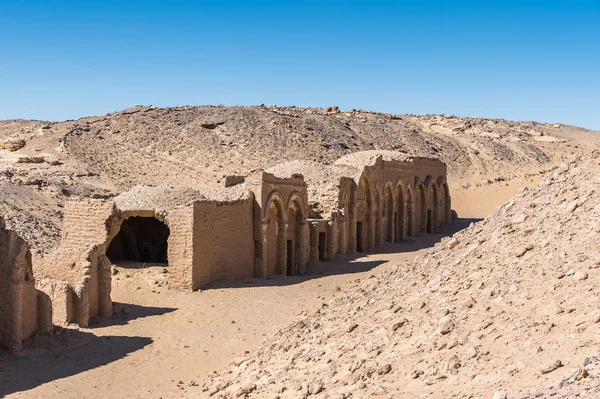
[201, 150, 600, 398]
[0, 105, 598, 253]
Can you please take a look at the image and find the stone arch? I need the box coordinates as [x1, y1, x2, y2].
[384, 183, 395, 242]
[427, 183, 439, 233]
[263, 190, 288, 223]
[415, 183, 427, 234]
[286, 193, 308, 276]
[356, 175, 373, 252]
[439, 180, 451, 225]
[395, 181, 406, 241]
[405, 185, 415, 237]
[374, 185, 383, 246]
[338, 188, 351, 255]
[264, 192, 287, 276]
[424, 175, 433, 190]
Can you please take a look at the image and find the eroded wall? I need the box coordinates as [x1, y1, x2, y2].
[0, 219, 52, 351]
[33, 199, 114, 327]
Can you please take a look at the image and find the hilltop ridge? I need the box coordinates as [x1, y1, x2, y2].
[1, 105, 598, 253]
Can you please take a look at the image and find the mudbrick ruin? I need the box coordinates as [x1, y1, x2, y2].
[0, 150, 451, 350]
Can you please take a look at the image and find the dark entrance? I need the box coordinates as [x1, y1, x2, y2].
[426, 210, 433, 234]
[318, 232, 327, 260]
[106, 217, 170, 265]
[286, 239, 294, 275]
[356, 222, 364, 253]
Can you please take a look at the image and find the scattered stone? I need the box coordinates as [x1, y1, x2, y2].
[0, 139, 26, 151]
[44, 155, 63, 165]
[307, 381, 323, 395]
[240, 382, 256, 394]
[16, 156, 44, 163]
[377, 364, 392, 375]
[201, 122, 225, 129]
[410, 369, 424, 379]
[493, 391, 508, 399]
[447, 237, 459, 249]
[572, 271, 588, 281]
[438, 315, 454, 335]
[541, 360, 563, 375]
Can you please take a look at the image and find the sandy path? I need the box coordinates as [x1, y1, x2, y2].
[0, 178, 540, 399]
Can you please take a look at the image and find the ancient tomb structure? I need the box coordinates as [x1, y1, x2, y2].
[29, 151, 450, 324]
[333, 151, 451, 254]
[267, 151, 451, 260]
[245, 171, 310, 278]
[265, 160, 357, 263]
[34, 184, 256, 320]
[0, 217, 52, 351]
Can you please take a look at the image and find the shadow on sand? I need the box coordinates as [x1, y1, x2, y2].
[205, 217, 482, 290]
[88, 302, 178, 328]
[0, 329, 152, 397]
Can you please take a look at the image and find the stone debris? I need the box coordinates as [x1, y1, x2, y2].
[0, 139, 26, 151]
[541, 359, 563, 375]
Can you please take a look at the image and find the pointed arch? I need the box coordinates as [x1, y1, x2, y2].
[405, 185, 415, 237]
[416, 183, 427, 234]
[374, 186, 383, 246]
[395, 181, 405, 241]
[264, 191, 286, 276]
[427, 183, 439, 233]
[384, 183, 394, 242]
[356, 175, 373, 252]
[287, 193, 307, 276]
[439, 180, 451, 224]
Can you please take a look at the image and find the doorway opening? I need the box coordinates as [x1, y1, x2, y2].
[318, 232, 327, 260]
[286, 240, 294, 275]
[426, 210, 433, 234]
[356, 222, 364, 253]
[106, 216, 170, 266]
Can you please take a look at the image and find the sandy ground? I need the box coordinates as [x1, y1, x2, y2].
[0, 178, 540, 398]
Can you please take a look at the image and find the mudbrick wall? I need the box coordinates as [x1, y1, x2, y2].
[192, 198, 255, 289]
[34, 199, 114, 327]
[0, 217, 52, 351]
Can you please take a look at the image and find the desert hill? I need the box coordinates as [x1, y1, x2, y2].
[202, 150, 600, 398]
[1, 105, 599, 254]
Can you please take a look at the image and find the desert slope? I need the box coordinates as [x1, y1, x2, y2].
[202, 150, 600, 398]
[1, 105, 599, 253]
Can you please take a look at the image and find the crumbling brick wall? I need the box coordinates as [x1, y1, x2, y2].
[0, 217, 52, 351]
[33, 199, 114, 327]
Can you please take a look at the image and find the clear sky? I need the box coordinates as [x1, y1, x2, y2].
[1, 1, 598, 129]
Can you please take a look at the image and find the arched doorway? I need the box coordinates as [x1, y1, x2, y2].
[417, 184, 427, 234]
[406, 188, 414, 237]
[265, 196, 286, 276]
[385, 185, 394, 242]
[395, 184, 405, 242]
[440, 182, 451, 224]
[374, 189, 383, 246]
[106, 216, 170, 266]
[287, 198, 305, 276]
[428, 183, 439, 233]
[356, 176, 373, 252]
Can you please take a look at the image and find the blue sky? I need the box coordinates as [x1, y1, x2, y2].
[1, 1, 598, 129]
